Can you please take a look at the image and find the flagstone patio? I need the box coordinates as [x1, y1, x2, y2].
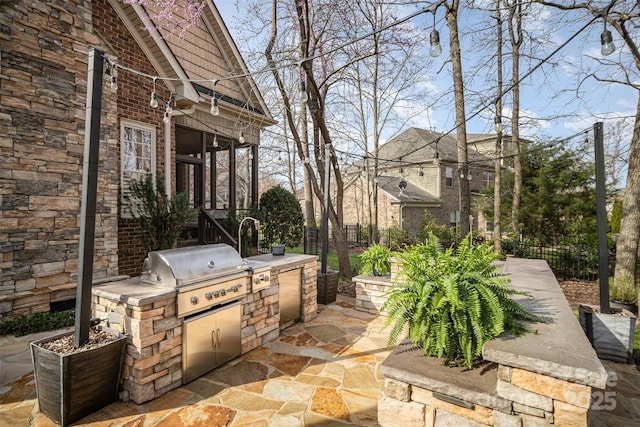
[1, 295, 639, 426]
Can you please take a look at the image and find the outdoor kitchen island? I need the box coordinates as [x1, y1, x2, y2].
[90, 248, 318, 404]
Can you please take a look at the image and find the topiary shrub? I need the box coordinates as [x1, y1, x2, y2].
[381, 234, 539, 368]
[259, 186, 304, 248]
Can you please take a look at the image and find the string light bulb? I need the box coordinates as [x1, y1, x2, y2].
[300, 80, 308, 103]
[210, 80, 220, 116]
[149, 77, 158, 108]
[429, 12, 442, 58]
[494, 115, 503, 133]
[213, 133, 218, 148]
[110, 74, 117, 90]
[163, 111, 170, 124]
[239, 131, 245, 144]
[600, 29, 615, 56]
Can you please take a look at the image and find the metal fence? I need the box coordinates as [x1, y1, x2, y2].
[260, 225, 622, 282]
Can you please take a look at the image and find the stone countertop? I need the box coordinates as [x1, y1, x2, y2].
[92, 276, 176, 306]
[247, 253, 318, 269]
[482, 257, 608, 389]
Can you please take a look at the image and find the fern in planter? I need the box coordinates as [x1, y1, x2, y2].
[359, 243, 393, 276]
[381, 235, 538, 368]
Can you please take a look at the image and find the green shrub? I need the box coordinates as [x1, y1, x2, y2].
[381, 234, 538, 368]
[0, 310, 75, 337]
[259, 186, 304, 247]
[125, 173, 198, 252]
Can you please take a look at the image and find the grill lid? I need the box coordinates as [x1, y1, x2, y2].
[143, 244, 245, 287]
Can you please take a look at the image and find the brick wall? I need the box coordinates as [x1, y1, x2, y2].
[92, 0, 172, 277]
[0, 1, 119, 318]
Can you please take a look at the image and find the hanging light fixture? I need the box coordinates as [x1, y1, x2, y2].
[494, 115, 503, 133]
[213, 133, 218, 148]
[433, 139, 440, 165]
[300, 80, 308, 103]
[239, 131, 245, 144]
[600, 28, 615, 56]
[149, 76, 158, 108]
[600, 4, 615, 56]
[429, 12, 442, 58]
[210, 79, 220, 116]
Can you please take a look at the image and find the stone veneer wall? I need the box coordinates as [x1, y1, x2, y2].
[0, 0, 119, 318]
[241, 257, 318, 353]
[92, 255, 318, 404]
[378, 364, 593, 426]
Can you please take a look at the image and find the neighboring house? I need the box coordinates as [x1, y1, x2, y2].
[343, 127, 500, 238]
[0, 0, 274, 318]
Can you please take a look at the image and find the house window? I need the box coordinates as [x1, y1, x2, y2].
[445, 167, 453, 187]
[120, 120, 156, 215]
[485, 220, 494, 233]
[449, 211, 459, 227]
[483, 171, 494, 186]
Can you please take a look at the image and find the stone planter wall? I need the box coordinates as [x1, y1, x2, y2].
[376, 258, 608, 426]
[92, 254, 318, 404]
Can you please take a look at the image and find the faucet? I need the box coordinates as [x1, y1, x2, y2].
[238, 216, 261, 257]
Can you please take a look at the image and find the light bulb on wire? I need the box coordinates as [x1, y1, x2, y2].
[239, 131, 245, 144]
[149, 77, 158, 108]
[210, 79, 220, 116]
[429, 12, 442, 58]
[600, 29, 615, 56]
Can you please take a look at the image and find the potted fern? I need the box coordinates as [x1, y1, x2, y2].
[381, 235, 537, 368]
[359, 243, 393, 276]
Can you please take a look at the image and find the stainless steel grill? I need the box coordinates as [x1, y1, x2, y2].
[140, 243, 271, 383]
[141, 244, 270, 318]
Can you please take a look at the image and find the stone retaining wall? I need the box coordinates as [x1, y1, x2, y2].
[368, 258, 608, 426]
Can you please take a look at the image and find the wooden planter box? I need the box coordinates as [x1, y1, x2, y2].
[579, 303, 636, 363]
[30, 329, 127, 426]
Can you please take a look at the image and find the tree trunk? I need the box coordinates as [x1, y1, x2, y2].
[494, 0, 503, 254]
[614, 97, 640, 306]
[445, 0, 470, 240]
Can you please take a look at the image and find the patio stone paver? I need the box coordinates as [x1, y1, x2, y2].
[0, 296, 390, 426]
[1, 295, 639, 426]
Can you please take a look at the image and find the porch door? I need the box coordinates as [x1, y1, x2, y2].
[176, 156, 204, 209]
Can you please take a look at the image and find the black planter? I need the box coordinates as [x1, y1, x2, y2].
[272, 244, 285, 256]
[578, 303, 636, 364]
[317, 269, 339, 305]
[30, 329, 128, 426]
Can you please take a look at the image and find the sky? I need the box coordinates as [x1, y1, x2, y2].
[214, 1, 636, 183]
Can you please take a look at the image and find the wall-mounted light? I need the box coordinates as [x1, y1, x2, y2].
[429, 12, 442, 58]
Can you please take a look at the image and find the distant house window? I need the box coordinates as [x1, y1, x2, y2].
[485, 220, 494, 233]
[445, 167, 453, 187]
[483, 171, 494, 186]
[450, 211, 459, 227]
[120, 120, 156, 215]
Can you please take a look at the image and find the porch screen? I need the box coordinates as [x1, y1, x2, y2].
[120, 120, 156, 216]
